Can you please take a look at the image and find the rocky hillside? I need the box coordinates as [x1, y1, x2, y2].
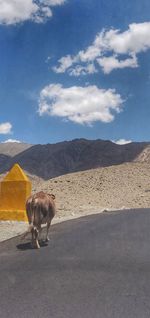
[135, 145, 150, 162]
[31, 162, 150, 218]
[0, 142, 32, 167]
[0, 139, 150, 180]
[0, 142, 31, 156]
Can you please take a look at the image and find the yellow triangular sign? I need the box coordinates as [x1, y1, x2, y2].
[3, 163, 29, 182]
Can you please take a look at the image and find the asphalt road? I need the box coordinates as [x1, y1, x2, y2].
[1, 209, 150, 318]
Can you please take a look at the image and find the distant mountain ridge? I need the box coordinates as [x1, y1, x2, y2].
[0, 139, 150, 180]
[0, 142, 31, 156]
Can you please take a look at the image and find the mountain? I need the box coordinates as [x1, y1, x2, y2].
[0, 139, 150, 180]
[0, 142, 32, 176]
[0, 142, 31, 156]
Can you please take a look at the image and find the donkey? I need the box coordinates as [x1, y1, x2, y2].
[25, 191, 56, 248]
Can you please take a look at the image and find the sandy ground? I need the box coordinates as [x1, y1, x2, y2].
[0, 162, 150, 242]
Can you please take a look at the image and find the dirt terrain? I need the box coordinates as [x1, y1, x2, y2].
[32, 162, 150, 217]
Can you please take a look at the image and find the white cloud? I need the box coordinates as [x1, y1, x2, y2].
[97, 54, 138, 74]
[53, 22, 150, 75]
[1, 139, 21, 143]
[0, 122, 12, 134]
[105, 22, 150, 55]
[113, 139, 132, 145]
[69, 63, 97, 76]
[39, 84, 123, 125]
[0, 0, 66, 25]
[53, 55, 74, 73]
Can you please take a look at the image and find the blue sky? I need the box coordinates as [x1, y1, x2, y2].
[0, 0, 150, 145]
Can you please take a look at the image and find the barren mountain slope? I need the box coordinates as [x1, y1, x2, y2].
[31, 162, 150, 219]
[0, 139, 150, 179]
[0, 142, 32, 170]
[0, 139, 150, 221]
[135, 145, 150, 162]
[0, 142, 32, 156]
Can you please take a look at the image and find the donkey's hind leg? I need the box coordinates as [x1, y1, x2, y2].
[45, 221, 51, 242]
[34, 228, 40, 249]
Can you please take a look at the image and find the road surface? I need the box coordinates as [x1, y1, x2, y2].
[0, 209, 150, 318]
